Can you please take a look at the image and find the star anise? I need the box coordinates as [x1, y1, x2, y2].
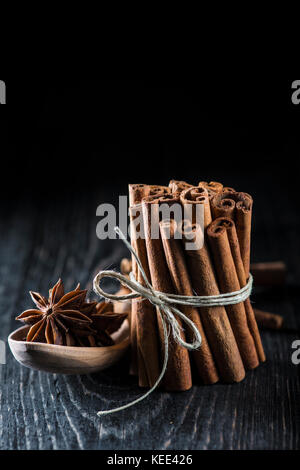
[16, 279, 127, 347]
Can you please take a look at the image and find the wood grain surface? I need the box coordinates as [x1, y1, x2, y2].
[0, 179, 299, 450]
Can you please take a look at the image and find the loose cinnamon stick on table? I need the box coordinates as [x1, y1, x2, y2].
[209, 217, 265, 362]
[179, 192, 245, 383]
[254, 308, 284, 330]
[160, 218, 219, 384]
[142, 194, 192, 391]
[207, 218, 260, 370]
[250, 261, 287, 287]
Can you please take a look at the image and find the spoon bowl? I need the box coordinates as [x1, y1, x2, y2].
[8, 320, 130, 375]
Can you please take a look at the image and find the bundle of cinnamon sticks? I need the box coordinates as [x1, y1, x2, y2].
[128, 180, 266, 391]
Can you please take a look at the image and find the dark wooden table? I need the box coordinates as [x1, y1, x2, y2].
[1, 182, 299, 450]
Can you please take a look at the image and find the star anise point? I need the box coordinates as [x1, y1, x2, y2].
[16, 280, 127, 347]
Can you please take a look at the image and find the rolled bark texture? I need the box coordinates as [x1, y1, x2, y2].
[211, 191, 253, 277]
[169, 180, 193, 194]
[128, 184, 151, 375]
[142, 194, 192, 391]
[180, 220, 245, 383]
[209, 217, 265, 362]
[198, 181, 223, 200]
[128, 184, 170, 382]
[207, 218, 260, 370]
[180, 186, 212, 228]
[160, 218, 219, 384]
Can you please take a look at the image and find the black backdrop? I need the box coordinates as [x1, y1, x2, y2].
[1, 79, 300, 453]
[2, 78, 300, 202]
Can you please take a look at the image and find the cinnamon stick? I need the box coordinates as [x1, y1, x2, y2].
[160, 218, 219, 384]
[199, 181, 223, 198]
[211, 192, 236, 219]
[235, 194, 252, 278]
[180, 186, 212, 227]
[207, 218, 259, 370]
[128, 184, 169, 385]
[129, 184, 170, 205]
[179, 189, 245, 382]
[142, 194, 192, 391]
[209, 217, 265, 362]
[254, 308, 284, 330]
[129, 205, 161, 387]
[180, 221, 245, 383]
[250, 261, 287, 287]
[222, 187, 236, 193]
[128, 185, 151, 375]
[129, 184, 151, 206]
[169, 180, 192, 193]
[211, 191, 253, 277]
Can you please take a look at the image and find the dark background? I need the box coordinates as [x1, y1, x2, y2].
[0, 79, 299, 450]
[2, 78, 300, 270]
[1, 78, 299, 198]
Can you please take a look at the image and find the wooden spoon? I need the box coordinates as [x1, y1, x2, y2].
[8, 319, 130, 375]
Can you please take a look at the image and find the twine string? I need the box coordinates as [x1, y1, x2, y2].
[93, 226, 253, 416]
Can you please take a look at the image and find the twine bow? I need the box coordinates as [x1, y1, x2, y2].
[93, 226, 253, 416]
